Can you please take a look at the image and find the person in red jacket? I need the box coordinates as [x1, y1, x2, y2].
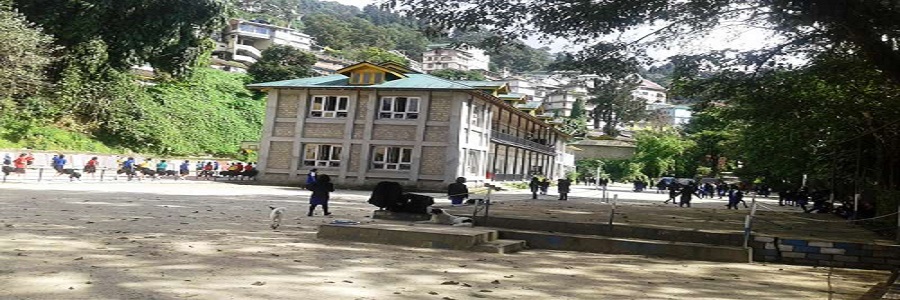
[12, 153, 33, 179]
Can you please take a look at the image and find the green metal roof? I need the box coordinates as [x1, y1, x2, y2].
[247, 74, 477, 90]
[498, 93, 525, 99]
[453, 80, 508, 88]
[516, 101, 542, 109]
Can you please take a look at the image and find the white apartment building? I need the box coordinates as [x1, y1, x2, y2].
[213, 19, 314, 69]
[633, 78, 667, 104]
[421, 43, 491, 72]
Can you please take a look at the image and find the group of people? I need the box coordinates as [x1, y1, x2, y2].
[662, 181, 750, 209]
[528, 177, 572, 201]
[1, 152, 35, 178]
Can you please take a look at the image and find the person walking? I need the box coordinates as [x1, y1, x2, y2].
[678, 182, 699, 208]
[12, 153, 31, 180]
[529, 177, 540, 199]
[664, 184, 680, 204]
[306, 168, 318, 187]
[306, 174, 334, 216]
[447, 177, 469, 206]
[557, 178, 571, 201]
[122, 157, 137, 181]
[726, 186, 744, 209]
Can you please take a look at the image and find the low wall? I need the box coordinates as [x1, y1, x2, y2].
[751, 236, 900, 270]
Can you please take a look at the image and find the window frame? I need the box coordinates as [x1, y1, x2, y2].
[378, 96, 420, 120]
[309, 95, 349, 118]
[302, 144, 343, 168]
[371, 146, 413, 171]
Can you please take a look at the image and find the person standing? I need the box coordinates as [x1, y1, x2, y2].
[306, 174, 334, 216]
[557, 178, 571, 201]
[447, 177, 469, 206]
[539, 178, 550, 195]
[529, 177, 540, 199]
[726, 186, 744, 209]
[122, 157, 137, 181]
[306, 168, 318, 187]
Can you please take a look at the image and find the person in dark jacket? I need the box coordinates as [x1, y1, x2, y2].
[664, 184, 680, 204]
[557, 178, 571, 201]
[447, 177, 469, 206]
[306, 173, 334, 216]
[539, 178, 550, 195]
[678, 182, 699, 208]
[529, 177, 540, 199]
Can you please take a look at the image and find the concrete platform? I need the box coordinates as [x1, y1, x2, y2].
[500, 229, 752, 263]
[317, 223, 526, 252]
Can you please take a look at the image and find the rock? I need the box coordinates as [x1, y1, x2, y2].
[491, 280, 500, 284]
[503, 275, 514, 278]
[479, 289, 493, 292]
[74, 257, 83, 260]
[441, 281, 459, 285]
[461, 283, 472, 287]
[251, 281, 266, 286]
[343, 280, 353, 283]
[428, 291, 439, 295]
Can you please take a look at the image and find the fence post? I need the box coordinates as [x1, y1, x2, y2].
[37, 168, 43, 182]
[743, 199, 758, 249]
[483, 186, 492, 227]
[100, 169, 105, 182]
[896, 203, 899, 243]
[608, 194, 618, 226]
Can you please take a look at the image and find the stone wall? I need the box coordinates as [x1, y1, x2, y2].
[303, 123, 345, 139]
[265, 141, 294, 169]
[419, 146, 445, 176]
[424, 126, 449, 142]
[273, 122, 295, 137]
[372, 124, 416, 141]
[752, 236, 900, 270]
[275, 92, 300, 118]
[428, 96, 452, 122]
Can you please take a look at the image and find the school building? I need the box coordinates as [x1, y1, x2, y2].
[247, 62, 574, 190]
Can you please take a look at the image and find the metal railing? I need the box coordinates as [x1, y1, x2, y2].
[1, 166, 256, 183]
[490, 130, 555, 153]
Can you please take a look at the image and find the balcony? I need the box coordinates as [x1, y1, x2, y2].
[233, 54, 257, 64]
[490, 130, 555, 154]
[235, 44, 262, 58]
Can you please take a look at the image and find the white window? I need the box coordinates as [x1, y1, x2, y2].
[466, 149, 481, 175]
[302, 144, 342, 168]
[379, 97, 420, 119]
[310, 96, 349, 118]
[470, 104, 483, 127]
[372, 146, 413, 170]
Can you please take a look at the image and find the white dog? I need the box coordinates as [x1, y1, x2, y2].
[268, 206, 286, 229]
[425, 207, 474, 227]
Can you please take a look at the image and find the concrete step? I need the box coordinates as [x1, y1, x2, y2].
[466, 215, 744, 247]
[499, 229, 752, 263]
[317, 223, 499, 251]
[471, 239, 527, 254]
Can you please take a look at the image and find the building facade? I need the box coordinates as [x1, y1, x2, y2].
[214, 19, 314, 67]
[248, 62, 571, 190]
[421, 43, 491, 72]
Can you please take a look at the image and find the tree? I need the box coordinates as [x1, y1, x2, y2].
[387, 0, 900, 83]
[302, 13, 353, 50]
[632, 129, 692, 178]
[347, 47, 407, 65]
[588, 77, 644, 136]
[248, 45, 317, 83]
[429, 69, 485, 81]
[0, 8, 54, 102]
[13, 0, 227, 77]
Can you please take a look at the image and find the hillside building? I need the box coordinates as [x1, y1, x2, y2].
[247, 62, 573, 189]
[214, 19, 314, 68]
[421, 43, 491, 72]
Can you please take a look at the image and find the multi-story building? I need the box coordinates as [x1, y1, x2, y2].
[213, 19, 314, 70]
[633, 78, 668, 104]
[247, 62, 572, 189]
[421, 43, 491, 72]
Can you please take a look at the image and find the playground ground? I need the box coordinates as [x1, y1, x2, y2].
[0, 181, 890, 299]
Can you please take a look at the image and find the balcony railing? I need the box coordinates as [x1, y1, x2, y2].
[490, 130, 555, 153]
[235, 44, 262, 58]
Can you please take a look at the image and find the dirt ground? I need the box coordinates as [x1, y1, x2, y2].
[0, 181, 888, 299]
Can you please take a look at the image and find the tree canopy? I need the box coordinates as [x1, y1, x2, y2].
[14, 0, 227, 76]
[248, 45, 317, 83]
[387, 0, 900, 83]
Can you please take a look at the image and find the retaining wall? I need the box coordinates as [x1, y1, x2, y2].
[751, 235, 900, 270]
